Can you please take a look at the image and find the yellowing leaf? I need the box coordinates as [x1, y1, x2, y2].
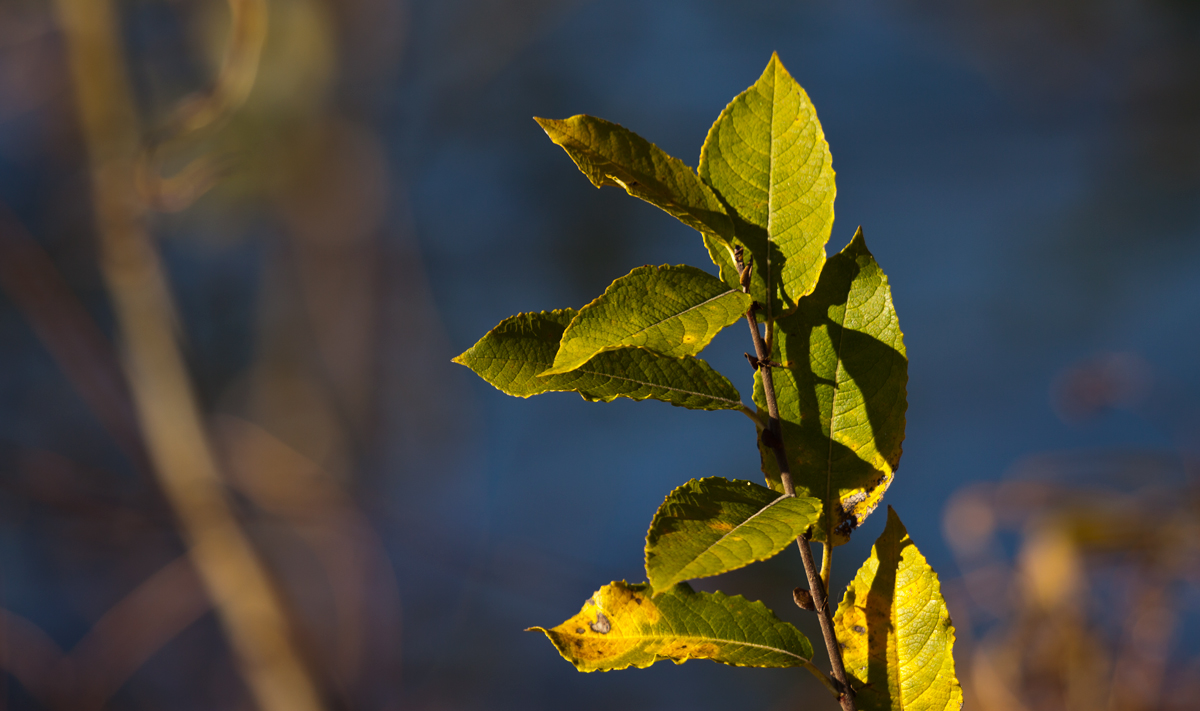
[544, 265, 750, 375]
[535, 115, 734, 245]
[834, 508, 963, 711]
[699, 52, 835, 319]
[754, 229, 907, 543]
[530, 581, 813, 672]
[453, 309, 743, 410]
[644, 477, 820, 591]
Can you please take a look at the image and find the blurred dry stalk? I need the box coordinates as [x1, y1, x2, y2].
[47, 0, 323, 709]
[0, 0, 578, 706]
[943, 452, 1200, 711]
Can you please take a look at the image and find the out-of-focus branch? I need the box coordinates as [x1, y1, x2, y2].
[136, 151, 232, 213]
[0, 609, 69, 710]
[70, 556, 211, 711]
[137, 0, 268, 212]
[50, 2, 324, 711]
[169, 0, 268, 137]
[0, 205, 150, 477]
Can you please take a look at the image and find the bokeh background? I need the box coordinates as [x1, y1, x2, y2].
[2, 1, 1199, 709]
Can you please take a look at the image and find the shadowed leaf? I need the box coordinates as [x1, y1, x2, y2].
[535, 115, 734, 245]
[530, 580, 813, 672]
[644, 477, 819, 591]
[454, 309, 742, 410]
[544, 265, 750, 375]
[754, 228, 907, 544]
[834, 508, 963, 711]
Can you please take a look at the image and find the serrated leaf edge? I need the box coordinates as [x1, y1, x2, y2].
[645, 477, 820, 591]
[543, 265, 748, 376]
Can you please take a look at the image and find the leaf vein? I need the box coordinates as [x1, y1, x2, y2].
[674, 494, 807, 580]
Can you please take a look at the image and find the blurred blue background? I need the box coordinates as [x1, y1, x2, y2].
[1, 1, 1198, 709]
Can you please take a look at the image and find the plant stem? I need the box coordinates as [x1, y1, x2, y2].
[802, 659, 844, 698]
[743, 305, 856, 711]
[739, 404, 767, 428]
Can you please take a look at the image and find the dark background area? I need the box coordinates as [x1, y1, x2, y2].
[1, 1, 1198, 709]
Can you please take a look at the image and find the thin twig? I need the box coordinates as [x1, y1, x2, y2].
[736, 249, 856, 711]
[739, 404, 767, 428]
[802, 659, 844, 698]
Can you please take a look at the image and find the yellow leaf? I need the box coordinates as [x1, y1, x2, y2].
[530, 581, 812, 672]
[834, 508, 963, 711]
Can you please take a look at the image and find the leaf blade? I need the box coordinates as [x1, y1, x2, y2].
[535, 115, 734, 244]
[530, 581, 813, 672]
[545, 265, 751, 375]
[453, 309, 743, 411]
[754, 228, 907, 543]
[834, 508, 963, 711]
[699, 52, 835, 318]
[645, 477, 820, 591]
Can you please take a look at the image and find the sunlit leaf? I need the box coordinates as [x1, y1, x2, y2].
[699, 52, 835, 320]
[644, 477, 819, 591]
[453, 309, 742, 410]
[536, 115, 734, 245]
[544, 265, 750, 375]
[754, 229, 907, 544]
[834, 508, 963, 711]
[530, 580, 813, 672]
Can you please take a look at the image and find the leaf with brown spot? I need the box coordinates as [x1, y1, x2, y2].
[530, 581, 813, 671]
[644, 477, 820, 591]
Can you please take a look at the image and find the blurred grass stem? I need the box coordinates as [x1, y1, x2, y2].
[51, 1, 324, 710]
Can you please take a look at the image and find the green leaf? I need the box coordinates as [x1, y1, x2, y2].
[453, 309, 743, 411]
[530, 580, 813, 672]
[535, 115, 734, 245]
[834, 508, 963, 711]
[754, 229, 907, 544]
[699, 52, 836, 320]
[644, 477, 820, 591]
[544, 265, 751, 375]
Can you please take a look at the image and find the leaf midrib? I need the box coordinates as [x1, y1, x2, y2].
[889, 544, 944, 710]
[825, 308, 850, 537]
[556, 124, 727, 238]
[604, 631, 808, 661]
[664, 494, 805, 585]
[577, 286, 741, 350]
[473, 354, 743, 406]
[571, 362, 740, 405]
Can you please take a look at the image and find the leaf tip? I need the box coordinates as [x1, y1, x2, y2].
[765, 51, 795, 80]
[838, 225, 874, 261]
[883, 505, 911, 541]
[534, 116, 568, 141]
